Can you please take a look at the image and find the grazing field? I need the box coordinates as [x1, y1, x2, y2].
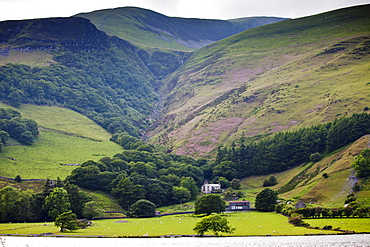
[304, 218, 370, 233]
[0, 104, 123, 180]
[0, 212, 342, 237]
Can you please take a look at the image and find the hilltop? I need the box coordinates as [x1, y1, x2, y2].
[75, 7, 287, 51]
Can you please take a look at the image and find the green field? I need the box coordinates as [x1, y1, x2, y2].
[304, 218, 370, 233]
[0, 104, 123, 180]
[0, 212, 345, 237]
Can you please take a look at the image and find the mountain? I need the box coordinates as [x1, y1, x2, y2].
[0, 5, 369, 161]
[0, 17, 157, 136]
[75, 7, 287, 51]
[147, 4, 370, 157]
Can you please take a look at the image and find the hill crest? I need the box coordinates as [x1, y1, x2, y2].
[75, 7, 288, 50]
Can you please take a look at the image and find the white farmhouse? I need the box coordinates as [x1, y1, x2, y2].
[201, 181, 221, 194]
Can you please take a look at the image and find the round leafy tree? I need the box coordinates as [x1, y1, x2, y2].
[255, 188, 278, 212]
[352, 149, 370, 177]
[193, 214, 235, 236]
[128, 199, 156, 218]
[54, 211, 79, 232]
[194, 194, 225, 215]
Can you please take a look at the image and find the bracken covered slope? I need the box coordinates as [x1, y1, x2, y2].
[148, 4, 370, 157]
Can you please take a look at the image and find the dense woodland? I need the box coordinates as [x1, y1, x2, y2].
[0, 180, 94, 223]
[66, 148, 203, 210]
[213, 113, 370, 179]
[0, 108, 39, 150]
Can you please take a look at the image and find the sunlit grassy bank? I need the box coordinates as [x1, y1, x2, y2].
[0, 104, 123, 180]
[304, 218, 370, 233]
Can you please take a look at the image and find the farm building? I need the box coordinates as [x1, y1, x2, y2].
[295, 201, 306, 209]
[201, 181, 221, 194]
[226, 201, 250, 211]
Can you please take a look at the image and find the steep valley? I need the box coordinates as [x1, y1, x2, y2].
[0, 4, 369, 211]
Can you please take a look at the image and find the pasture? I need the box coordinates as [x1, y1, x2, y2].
[0, 104, 123, 180]
[0, 212, 344, 237]
[304, 218, 370, 233]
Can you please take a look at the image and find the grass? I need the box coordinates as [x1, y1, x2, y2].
[0, 103, 123, 180]
[0, 212, 343, 237]
[150, 4, 370, 158]
[82, 189, 123, 213]
[236, 135, 370, 208]
[0, 44, 55, 67]
[304, 218, 370, 233]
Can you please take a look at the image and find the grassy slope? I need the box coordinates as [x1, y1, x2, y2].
[76, 7, 286, 51]
[149, 4, 370, 158]
[0, 45, 55, 67]
[239, 135, 370, 207]
[0, 212, 341, 236]
[0, 103, 123, 180]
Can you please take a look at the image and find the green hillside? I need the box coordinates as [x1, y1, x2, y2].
[76, 7, 287, 51]
[0, 103, 123, 180]
[0, 4, 369, 213]
[239, 134, 370, 207]
[0, 17, 157, 136]
[149, 4, 370, 157]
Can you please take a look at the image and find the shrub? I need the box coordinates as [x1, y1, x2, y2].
[14, 175, 22, 183]
[289, 213, 309, 226]
[263, 175, 278, 187]
[323, 225, 333, 230]
[310, 152, 322, 162]
[128, 199, 156, 218]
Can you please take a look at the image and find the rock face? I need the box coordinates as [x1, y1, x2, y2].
[0, 17, 110, 51]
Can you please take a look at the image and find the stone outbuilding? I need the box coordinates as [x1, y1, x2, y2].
[295, 201, 306, 209]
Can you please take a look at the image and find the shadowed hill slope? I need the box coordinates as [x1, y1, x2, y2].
[76, 7, 287, 50]
[0, 17, 157, 136]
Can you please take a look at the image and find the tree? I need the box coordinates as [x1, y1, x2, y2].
[310, 152, 322, 162]
[255, 188, 278, 212]
[64, 182, 92, 218]
[172, 186, 191, 204]
[193, 214, 235, 236]
[289, 213, 308, 226]
[180, 176, 199, 200]
[194, 194, 225, 215]
[83, 201, 104, 219]
[0, 131, 9, 144]
[111, 175, 145, 210]
[14, 175, 22, 183]
[54, 211, 79, 232]
[352, 149, 370, 177]
[217, 177, 230, 188]
[128, 199, 156, 218]
[231, 178, 241, 190]
[43, 187, 71, 221]
[0, 186, 31, 222]
[263, 175, 277, 187]
[212, 161, 237, 180]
